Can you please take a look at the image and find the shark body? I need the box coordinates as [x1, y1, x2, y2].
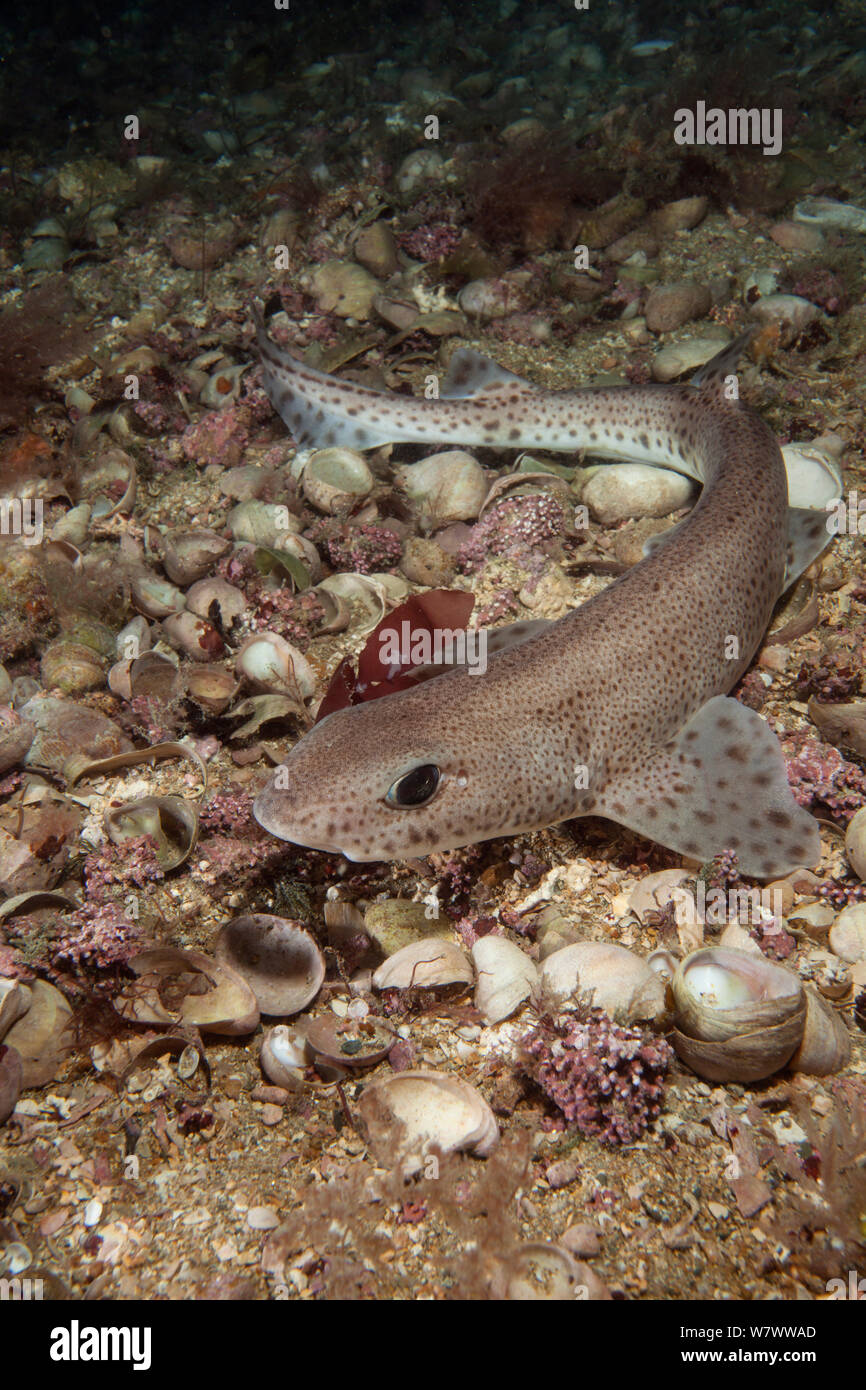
[252, 313, 832, 877]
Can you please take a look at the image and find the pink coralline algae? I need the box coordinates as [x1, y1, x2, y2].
[84, 834, 165, 903]
[180, 408, 249, 468]
[457, 495, 565, 573]
[790, 268, 847, 315]
[521, 1010, 673, 1147]
[53, 903, 143, 975]
[784, 731, 866, 824]
[308, 520, 403, 575]
[396, 222, 462, 262]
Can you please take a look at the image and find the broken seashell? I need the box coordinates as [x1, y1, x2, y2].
[303, 1014, 395, 1072]
[671, 946, 806, 1083]
[302, 448, 374, 514]
[104, 795, 198, 871]
[472, 935, 537, 1023]
[789, 986, 851, 1076]
[539, 941, 667, 1024]
[162, 611, 225, 661]
[372, 938, 473, 991]
[115, 948, 259, 1035]
[185, 663, 239, 715]
[357, 1069, 498, 1173]
[3, 980, 73, 1088]
[131, 569, 186, 619]
[227, 500, 302, 547]
[235, 633, 317, 699]
[0, 979, 32, 1041]
[162, 529, 232, 586]
[215, 915, 325, 1016]
[65, 739, 207, 793]
[108, 651, 180, 703]
[260, 1024, 308, 1089]
[49, 503, 91, 547]
[505, 1243, 611, 1301]
[185, 577, 248, 629]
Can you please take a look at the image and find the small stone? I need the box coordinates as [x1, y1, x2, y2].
[644, 280, 712, 333]
[546, 1156, 582, 1189]
[311, 261, 380, 320]
[354, 222, 400, 278]
[605, 229, 659, 264]
[259, 1103, 283, 1126]
[395, 148, 445, 194]
[247, 1205, 279, 1230]
[221, 1075, 245, 1099]
[581, 463, 694, 523]
[769, 220, 824, 254]
[829, 903, 866, 963]
[651, 336, 731, 382]
[649, 196, 708, 236]
[400, 536, 455, 587]
[560, 1222, 601, 1256]
[749, 293, 820, 345]
[250, 1084, 290, 1105]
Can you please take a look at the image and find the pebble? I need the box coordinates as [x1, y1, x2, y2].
[259, 1103, 283, 1126]
[560, 1222, 601, 1257]
[311, 260, 380, 320]
[250, 1084, 290, 1105]
[648, 196, 708, 237]
[769, 220, 824, 254]
[247, 1206, 279, 1230]
[644, 280, 712, 333]
[651, 336, 731, 382]
[395, 148, 444, 195]
[354, 222, 400, 278]
[828, 903, 866, 963]
[581, 463, 694, 523]
[749, 293, 821, 344]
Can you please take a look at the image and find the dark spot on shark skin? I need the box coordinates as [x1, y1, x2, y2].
[639, 433, 650, 450]
[695, 810, 715, 824]
[683, 840, 699, 854]
[716, 716, 734, 731]
[767, 809, 791, 828]
[408, 827, 425, 845]
[724, 744, 748, 763]
[509, 428, 520, 440]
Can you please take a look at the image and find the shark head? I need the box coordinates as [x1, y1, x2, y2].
[252, 664, 575, 862]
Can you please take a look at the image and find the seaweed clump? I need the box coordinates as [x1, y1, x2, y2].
[0, 278, 94, 432]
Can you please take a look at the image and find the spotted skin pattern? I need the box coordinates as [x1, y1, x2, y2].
[252, 322, 824, 877]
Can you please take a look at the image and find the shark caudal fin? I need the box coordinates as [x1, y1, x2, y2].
[253, 305, 397, 450]
[592, 694, 820, 879]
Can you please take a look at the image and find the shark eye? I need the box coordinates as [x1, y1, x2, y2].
[385, 764, 441, 808]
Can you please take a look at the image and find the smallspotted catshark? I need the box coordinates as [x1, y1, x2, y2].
[253, 311, 833, 877]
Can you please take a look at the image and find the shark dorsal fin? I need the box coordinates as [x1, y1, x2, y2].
[440, 348, 539, 399]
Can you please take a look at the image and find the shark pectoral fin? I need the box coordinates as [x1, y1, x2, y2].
[440, 348, 539, 398]
[593, 695, 820, 878]
[785, 507, 834, 587]
[641, 517, 690, 559]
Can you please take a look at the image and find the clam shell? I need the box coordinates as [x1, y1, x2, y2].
[41, 640, 105, 695]
[3, 980, 73, 1088]
[671, 1014, 806, 1084]
[539, 941, 667, 1024]
[845, 807, 866, 880]
[396, 450, 487, 532]
[357, 1069, 499, 1172]
[104, 795, 198, 871]
[162, 611, 224, 661]
[163, 529, 232, 586]
[131, 569, 186, 618]
[302, 449, 374, 514]
[185, 663, 239, 714]
[505, 1244, 611, 1301]
[471, 935, 537, 1023]
[185, 578, 248, 628]
[116, 947, 259, 1035]
[672, 946, 805, 1042]
[789, 986, 851, 1076]
[303, 1014, 395, 1072]
[235, 633, 317, 699]
[372, 938, 473, 991]
[215, 914, 325, 1016]
[227, 500, 303, 547]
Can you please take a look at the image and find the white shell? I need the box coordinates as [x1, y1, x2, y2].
[844, 807, 866, 881]
[396, 451, 487, 532]
[539, 941, 666, 1023]
[372, 939, 473, 991]
[216, 915, 325, 1016]
[260, 1024, 309, 1089]
[471, 935, 537, 1023]
[829, 904, 866, 963]
[235, 632, 317, 699]
[302, 448, 374, 514]
[357, 1069, 498, 1173]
